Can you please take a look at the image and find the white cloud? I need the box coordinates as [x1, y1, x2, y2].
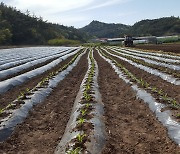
[2, 0, 94, 13]
[83, 0, 130, 11]
[0, 0, 132, 27]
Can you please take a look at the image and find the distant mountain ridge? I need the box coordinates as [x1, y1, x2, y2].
[80, 17, 180, 38]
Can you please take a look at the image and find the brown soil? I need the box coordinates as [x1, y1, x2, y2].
[134, 44, 180, 54]
[102, 49, 180, 103]
[94, 50, 180, 154]
[0, 52, 88, 153]
[0, 54, 76, 109]
[108, 49, 180, 79]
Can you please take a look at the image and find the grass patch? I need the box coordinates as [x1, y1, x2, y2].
[48, 39, 81, 46]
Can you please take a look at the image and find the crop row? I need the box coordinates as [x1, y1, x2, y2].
[97, 48, 180, 145]
[0, 49, 84, 116]
[98, 48, 180, 118]
[102, 48, 180, 85]
[109, 46, 180, 68]
[0, 48, 83, 94]
[110, 46, 180, 65]
[107, 48, 180, 78]
[123, 47, 180, 60]
[0, 47, 70, 66]
[0, 49, 76, 80]
[55, 49, 105, 154]
[0, 49, 86, 140]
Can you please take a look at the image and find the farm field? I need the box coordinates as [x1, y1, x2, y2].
[134, 44, 180, 54]
[0, 46, 179, 153]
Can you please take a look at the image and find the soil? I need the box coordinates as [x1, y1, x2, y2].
[134, 44, 180, 54]
[94, 50, 180, 154]
[0, 47, 179, 153]
[0, 52, 88, 154]
[103, 49, 180, 104]
[0, 54, 76, 109]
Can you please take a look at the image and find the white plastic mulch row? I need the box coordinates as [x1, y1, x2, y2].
[110, 46, 180, 64]
[97, 49, 180, 146]
[0, 47, 77, 70]
[101, 48, 180, 85]
[113, 46, 180, 61]
[0, 50, 86, 142]
[107, 47, 180, 71]
[0, 48, 76, 79]
[0, 48, 82, 94]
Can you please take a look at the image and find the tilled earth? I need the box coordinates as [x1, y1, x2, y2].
[94, 51, 180, 153]
[0, 49, 179, 153]
[134, 44, 180, 54]
[0, 52, 88, 154]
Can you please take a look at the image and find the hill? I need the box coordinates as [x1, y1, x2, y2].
[0, 2, 89, 45]
[79, 20, 130, 38]
[80, 17, 180, 38]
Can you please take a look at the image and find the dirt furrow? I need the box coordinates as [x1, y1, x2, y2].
[94, 50, 180, 154]
[0, 51, 88, 154]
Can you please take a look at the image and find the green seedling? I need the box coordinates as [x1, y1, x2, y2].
[67, 147, 82, 154]
[145, 82, 149, 88]
[85, 103, 91, 108]
[0, 108, 5, 114]
[161, 93, 169, 101]
[171, 100, 179, 108]
[76, 133, 86, 143]
[78, 117, 85, 125]
[140, 78, 145, 86]
[83, 91, 91, 101]
[26, 88, 30, 93]
[151, 87, 157, 92]
[176, 114, 180, 119]
[81, 109, 87, 116]
[85, 84, 91, 91]
[158, 89, 163, 95]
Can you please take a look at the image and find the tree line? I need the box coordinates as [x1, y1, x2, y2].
[0, 2, 89, 45]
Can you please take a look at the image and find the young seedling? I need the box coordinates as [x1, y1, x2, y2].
[78, 117, 85, 125]
[158, 89, 163, 95]
[76, 133, 86, 143]
[161, 93, 169, 101]
[176, 114, 180, 119]
[81, 108, 87, 116]
[151, 87, 157, 92]
[67, 147, 82, 154]
[85, 103, 91, 108]
[0, 108, 5, 115]
[145, 82, 150, 89]
[171, 100, 179, 109]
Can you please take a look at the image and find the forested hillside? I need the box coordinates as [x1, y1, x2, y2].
[79, 20, 130, 38]
[80, 17, 180, 38]
[0, 3, 89, 45]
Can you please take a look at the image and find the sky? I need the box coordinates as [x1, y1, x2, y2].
[1, 0, 180, 28]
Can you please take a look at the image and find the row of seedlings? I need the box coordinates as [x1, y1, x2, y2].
[106, 48, 180, 78]
[101, 48, 180, 85]
[98, 48, 180, 119]
[110, 46, 180, 65]
[55, 49, 106, 154]
[97, 48, 180, 145]
[124, 47, 180, 60]
[0, 49, 86, 142]
[108, 46, 180, 67]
